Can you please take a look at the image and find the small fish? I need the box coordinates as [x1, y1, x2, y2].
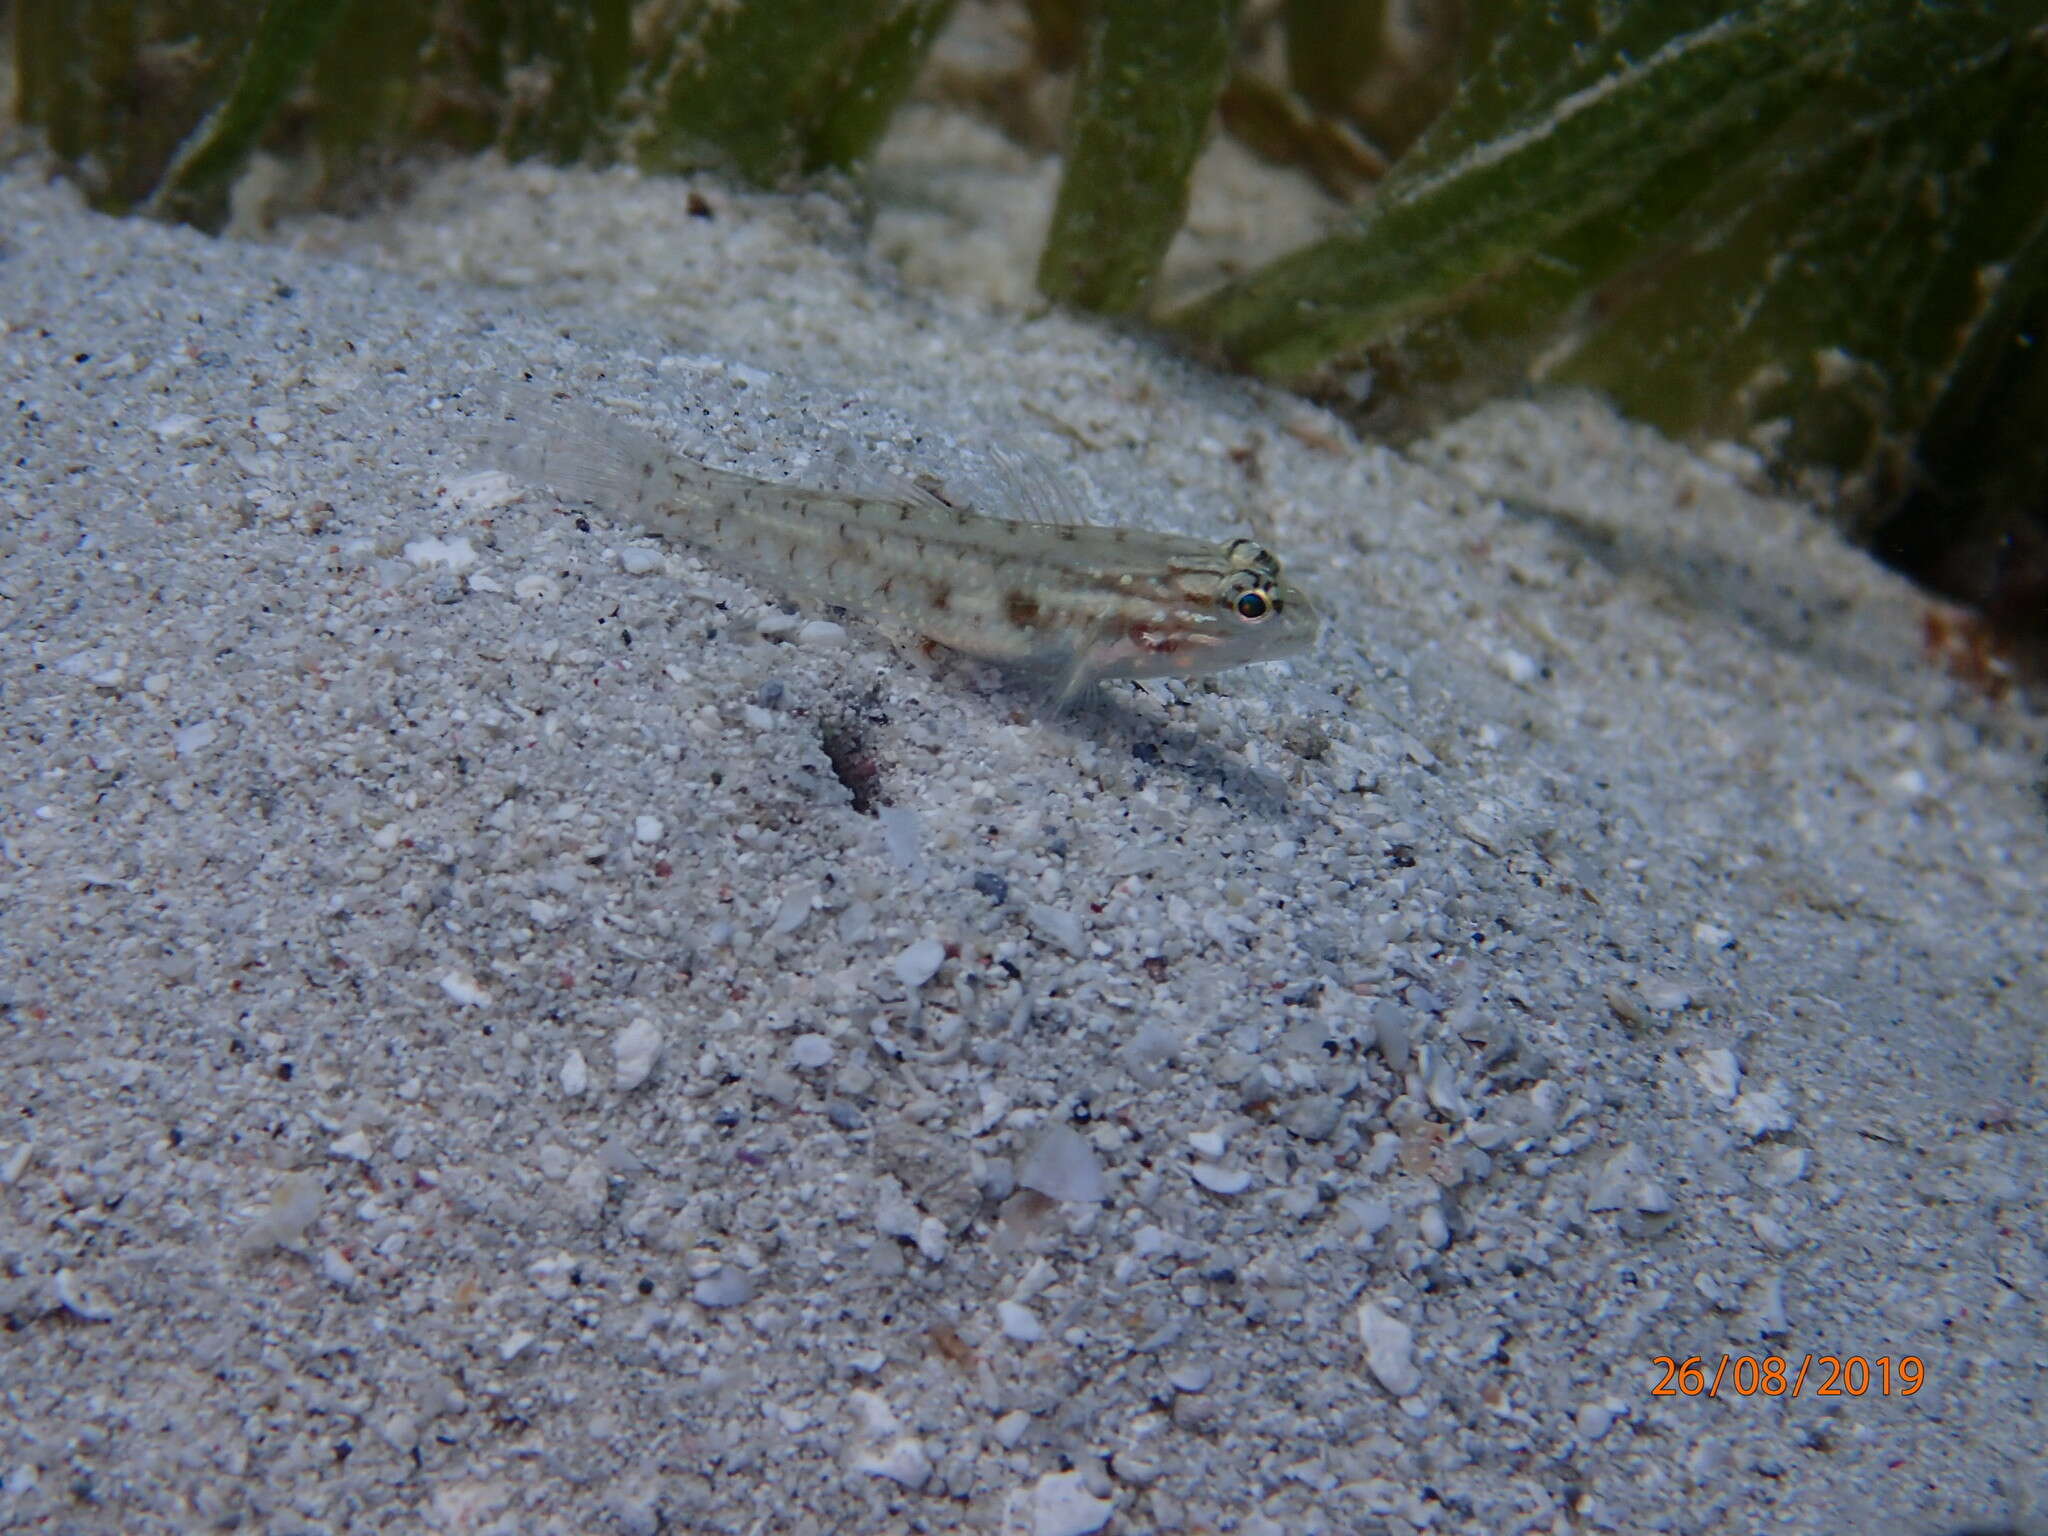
[469, 389, 1319, 702]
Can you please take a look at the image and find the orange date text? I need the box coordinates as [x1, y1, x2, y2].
[1650, 1355, 1924, 1399]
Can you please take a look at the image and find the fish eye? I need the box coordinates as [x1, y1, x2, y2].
[1225, 572, 1276, 622]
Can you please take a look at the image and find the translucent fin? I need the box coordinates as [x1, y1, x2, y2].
[464, 386, 675, 516]
[984, 442, 1093, 527]
[1051, 630, 1111, 712]
[800, 431, 957, 513]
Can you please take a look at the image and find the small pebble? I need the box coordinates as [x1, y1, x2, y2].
[1017, 1124, 1106, 1204]
[514, 572, 562, 603]
[767, 884, 815, 937]
[975, 1156, 1014, 1201]
[971, 870, 1009, 905]
[1689, 1439, 1729, 1479]
[1284, 1094, 1343, 1141]
[1373, 1004, 1412, 1072]
[1356, 1300, 1420, 1396]
[1342, 1195, 1394, 1241]
[151, 413, 203, 441]
[891, 937, 947, 989]
[1750, 1213, 1797, 1252]
[1278, 1185, 1321, 1220]
[875, 1182, 921, 1241]
[1026, 1470, 1114, 1536]
[1494, 647, 1540, 684]
[633, 814, 664, 844]
[1691, 1048, 1741, 1101]
[52, 1269, 114, 1323]
[1417, 1203, 1450, 1248]
[693, 1267, 756, 1308]
[797, 619, 846, 648]
[173, 721, 216, 756]
[1109, 1451, 1159, 1486]
[499, 1329, 536, 1362]
[852, 1390, 901, 1437]
[403, 535, 477, 571]
[1758, 1146, 1809, 1186]
[321, 1248, 359, 1289]
[1118, 1024, 1179, 1087]
[613, 1488, 662, 1536]
[879, 807, 925, 875]
[327, 1129, 372, 1162]
[1190, 1163, 1253, 1196]
[440, 970, 489, 1007]
[1746, 1272, 1789, 1336]
[852, 1436, 931, 1490]
[1576, 1398, 1624, 1441]
[996, 1300, 1043, 1342]
[1026, 902, 1086, 956]
[246, 1172, 323, 1250]
[613, 1017, 663, 1090]
[619, 546, 663, 574]
[1456, 809, 1506, 851]
[1639, 979, 1693, 1012]
[1634, 1181, 1674, 1214]
[564, 1158, 605, 1223]
[1731, 1089, 1795, 1139]
[826, 1098, 865, 1131]
[1586, 1144, 1639, 1212]
[377, 1412, 419, 1454]
[560, 1048, 589, 1096]
[789, 1033, 834, 1069]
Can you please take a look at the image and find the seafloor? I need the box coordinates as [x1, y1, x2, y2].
[0, 145, 2041, 1535]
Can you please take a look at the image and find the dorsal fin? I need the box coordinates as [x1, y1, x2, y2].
[984, 442, 1093, 528]
[793, 432, 959, 513]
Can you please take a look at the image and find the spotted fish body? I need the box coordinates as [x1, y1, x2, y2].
[473, 392, 1319, 697]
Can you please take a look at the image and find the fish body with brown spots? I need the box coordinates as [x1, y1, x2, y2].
[470, 390, 1319, 702]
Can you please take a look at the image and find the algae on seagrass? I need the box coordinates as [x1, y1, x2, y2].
[1164, 0, 2048, 611]
[12, 0, 958, 218]
[1035, 0, 1243, 316]
[635, 0, 958, 181]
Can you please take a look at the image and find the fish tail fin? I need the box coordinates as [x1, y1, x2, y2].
[465, 385, 680, 523]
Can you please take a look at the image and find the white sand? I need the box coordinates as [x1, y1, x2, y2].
[1, 151, 2042, 1535]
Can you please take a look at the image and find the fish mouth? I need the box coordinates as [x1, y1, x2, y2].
[1253, 582, 1320, 661]
[1283, 582, 1320, 639]
[1196, 582, 1318, 670]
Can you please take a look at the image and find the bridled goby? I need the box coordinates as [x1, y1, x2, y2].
[469, 389, 1319, 703]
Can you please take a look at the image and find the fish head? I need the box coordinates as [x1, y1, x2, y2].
[1191, 536, 1320, 669]
[1087, 536, 1320, 682]
[1208, 545, 1320, 668]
